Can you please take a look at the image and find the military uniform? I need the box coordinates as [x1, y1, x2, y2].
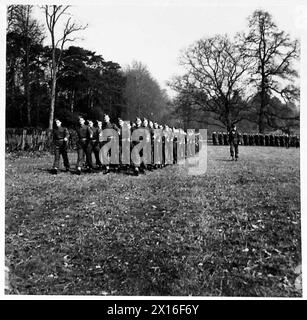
[218, 132, 223, 145]
[223, 132, 228, 145]
[285, 134, 290, 148]
[243, 133, 248, 146]
[228, 126, 240, 160]
[212, 132, 217, 145]
[86, 124, 101, 169]
[102, 120, 120, 173]
[279, 135, 284, 147]
[131, 121, 143, 174]
[254, 134, 259, 146]
[249, 134, 254, 146]
[269, 134, 275, 146]
[295, 136, 300, 148]
[274, 135, 280, 147]
[76, 123, 90, 173]
[53, 125, 70, 171]
[173, 129, 178, 164]
[264, 134, 269, 146]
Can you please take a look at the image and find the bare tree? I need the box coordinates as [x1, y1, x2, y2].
[245, 10, 300, 133]
[43, 5, 87, 129]
[170, 34, 252, 130]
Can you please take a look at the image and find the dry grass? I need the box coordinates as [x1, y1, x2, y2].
[5, 145, 301, 296]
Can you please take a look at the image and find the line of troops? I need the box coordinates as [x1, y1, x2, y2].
[212, 132, 300, 148]
[52, 114, 195, 175]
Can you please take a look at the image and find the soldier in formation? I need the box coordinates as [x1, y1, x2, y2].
[51, 118, 70, 174]
[51, 114, 193, 176]
[212, 131, 299, 148]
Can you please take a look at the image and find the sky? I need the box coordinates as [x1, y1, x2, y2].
[27, 0, 307, 97]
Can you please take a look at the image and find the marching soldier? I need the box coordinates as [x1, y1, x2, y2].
[131, 117, 143, 175]
[94, 120, 104, 170]
[173, 127, 178, 164]
[153, 122, 162, 168]
[86, 119, 99, 172]
[76, 115, 90, 175]
[148, 120, 155, 170]
[228, 123, 240, 161]
[102, 113, 120, 173]
[141, 118, 151, 171]
[51, 118, 70, 174]
[160, 124, 166, 166]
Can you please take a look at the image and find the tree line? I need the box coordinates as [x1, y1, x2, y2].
[169, 10, 300, 134]
[6, 6, 300, 134]
[6, 5, 171, 130]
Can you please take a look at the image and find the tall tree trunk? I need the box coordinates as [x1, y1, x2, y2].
[24, 8, 31, 127]
[258, 93, 265, 133]
[24, 51, 31, 126]
[258, 74, 266, 133]
[49, 47, 57, 130]
[49, 75, 57, 130]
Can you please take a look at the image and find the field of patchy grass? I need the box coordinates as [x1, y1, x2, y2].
[5, 145, 301, 296]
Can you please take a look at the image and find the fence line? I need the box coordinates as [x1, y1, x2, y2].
[5, 128, 300, 152]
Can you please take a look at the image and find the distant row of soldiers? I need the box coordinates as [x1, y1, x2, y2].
[51, 114, 194, 175]
[212, 132, 300, 148]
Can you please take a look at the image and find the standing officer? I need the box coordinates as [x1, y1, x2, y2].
[76, 115, 90, 175]
[228, 123, 240, 161]
[52, 118, 70, 174]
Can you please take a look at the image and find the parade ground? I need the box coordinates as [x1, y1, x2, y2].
[5, 145, 301, 296]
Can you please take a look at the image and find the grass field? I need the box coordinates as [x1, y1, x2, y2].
[5, 145, 301, 296]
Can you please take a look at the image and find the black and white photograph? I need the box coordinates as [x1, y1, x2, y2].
[2, 0, 305, 299]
